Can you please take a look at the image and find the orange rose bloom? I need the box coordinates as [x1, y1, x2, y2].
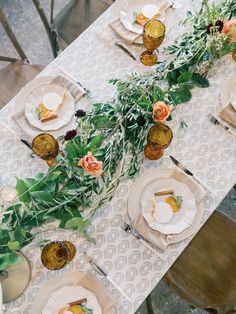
[222, 18, 236, 41]
[152, 101, 172, 123]
[78, 152, 103, 177]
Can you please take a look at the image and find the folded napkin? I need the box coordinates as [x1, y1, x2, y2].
[109, 18, 142, 45]
[12, 71, 85, 141]
[109, 1, 172, 45]
[132, 168, 206, 251]
[219, 103, 236, 128]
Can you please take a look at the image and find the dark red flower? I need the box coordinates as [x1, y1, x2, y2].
[64, 129, 77, 141]
[75, 109, 86, 118]
[207, 20, 223, 34]
[136, 115, 146, 126]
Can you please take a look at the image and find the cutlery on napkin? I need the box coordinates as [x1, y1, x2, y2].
[208, 111, 236, 137]
[169, 155, 217, 196]
[84, 253, 131, 302]
[120, 220, 166, 257]
[97, 29, 137, 60]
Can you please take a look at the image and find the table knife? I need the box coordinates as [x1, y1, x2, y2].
[169, 155, 217, 196]
[115, 43, 137, 61]
[86, 254, 132, 302]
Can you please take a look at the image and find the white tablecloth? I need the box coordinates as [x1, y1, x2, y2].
[2, 0, 236, 313]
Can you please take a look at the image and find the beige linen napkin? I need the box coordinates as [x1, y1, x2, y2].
[219, 103, 236, 128]
[132, 168, 206, 250]
[109, 18, 142, 45]
[12, 72, 85, 141]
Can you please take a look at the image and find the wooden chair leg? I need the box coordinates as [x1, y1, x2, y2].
[146, 293, 154, 314]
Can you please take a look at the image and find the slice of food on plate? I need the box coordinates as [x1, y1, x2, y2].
[165, 195, 183, 213]
[37, 91, 66, 122]
[136, 4, 164, 26]
[58, 299, 93, 314]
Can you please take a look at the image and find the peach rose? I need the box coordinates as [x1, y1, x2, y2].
[152, 101, 172, 123]
[222, 18, 236, 41]
[78, 152, 103, 177]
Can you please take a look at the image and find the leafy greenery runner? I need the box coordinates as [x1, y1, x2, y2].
[1, 0, 236, 270]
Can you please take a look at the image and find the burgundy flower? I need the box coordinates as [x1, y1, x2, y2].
[136, 115, 146, 126]
[64, 129, 77, 141]
[75, 109, 86, 118]
[207, 20, 223, 34]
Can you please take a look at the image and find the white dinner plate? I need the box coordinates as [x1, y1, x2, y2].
[120, 0, 165, 35]
[220, 72, 236, 109]
[24, 84, 75, 131]
[141, 178, 197, 234]
[32, 272, 115, 314]
[43, 285, 102, 314]
[128, 168, 205, 244]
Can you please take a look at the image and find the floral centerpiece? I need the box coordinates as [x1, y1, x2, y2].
[0, 0, 236, 270]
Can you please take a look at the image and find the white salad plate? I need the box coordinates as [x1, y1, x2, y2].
[24, 83, 75, 131]
[141, 178, 197, 234]
[120, 0, 165, 35]
[128, 168, 205, 244]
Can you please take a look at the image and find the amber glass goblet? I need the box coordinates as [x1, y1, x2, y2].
[41, 241, 70, 270]
[232, 50, 236, 62]
[32, 133, 59, 167]
[145, 123, 173, 160]
[140, 20, 166, 66]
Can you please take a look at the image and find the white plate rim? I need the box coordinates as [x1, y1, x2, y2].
[127, 168, 205, 244]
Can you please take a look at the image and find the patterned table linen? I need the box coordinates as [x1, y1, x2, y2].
[1, 0, 236, 313]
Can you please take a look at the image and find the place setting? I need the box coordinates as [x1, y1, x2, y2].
[107, 0, 176, 64]
[11, 68, 87, 143]
[207, 72, 236, 137]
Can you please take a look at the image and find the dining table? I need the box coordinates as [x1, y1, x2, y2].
[1, 0, 236, 313]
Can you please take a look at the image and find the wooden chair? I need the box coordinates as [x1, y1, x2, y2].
[159, 210, 236, 314]
[0, 7, 44, 109]
[32, 0, 114, 58]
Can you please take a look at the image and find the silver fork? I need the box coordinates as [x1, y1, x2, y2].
[120, 220, 164, 259]
[207, 113, 236, 137]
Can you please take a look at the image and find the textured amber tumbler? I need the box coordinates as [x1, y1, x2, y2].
[32, 133, 59, 167]
[140, 20, 165, 66]
[145, 123, 173, 160]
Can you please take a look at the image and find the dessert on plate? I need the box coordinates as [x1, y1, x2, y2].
[136, 4, 164, 26]
[58, 298, 93, 314]
[38, 91, 66, 122]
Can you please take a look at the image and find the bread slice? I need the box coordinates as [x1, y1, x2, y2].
[38, 102, 58, 122]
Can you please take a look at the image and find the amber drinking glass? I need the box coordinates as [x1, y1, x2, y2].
[41, 241, 69, 270]
[140, 20, 166, 66]
[145, 123, 173, 160]
[32, 133, 59, 167]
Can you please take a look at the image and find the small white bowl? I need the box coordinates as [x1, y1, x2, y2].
[151, 201, 173, 224]
[142, 4, 159, 19]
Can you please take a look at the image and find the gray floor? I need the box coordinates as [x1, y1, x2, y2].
[0, 1, 235, 313]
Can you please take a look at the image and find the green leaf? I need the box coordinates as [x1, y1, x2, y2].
[30, 191, 54, 205]
[92, 116, 115, 129]
[177, 71, 192, 83]
[14, 226, 26, 245]
[186, 10, 193, 18]
[169, 85, 192, 105]
[0, 252, 20, 271]
[7, 240, 20, 251]
[65, 217, 91, 230]
[16, 178, 30, 203]
[192, 73, 210, 88]
[166, 68, 180, 86]
[88, 135, 104, 151]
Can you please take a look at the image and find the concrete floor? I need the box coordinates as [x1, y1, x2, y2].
[0, 1, 235, 313]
